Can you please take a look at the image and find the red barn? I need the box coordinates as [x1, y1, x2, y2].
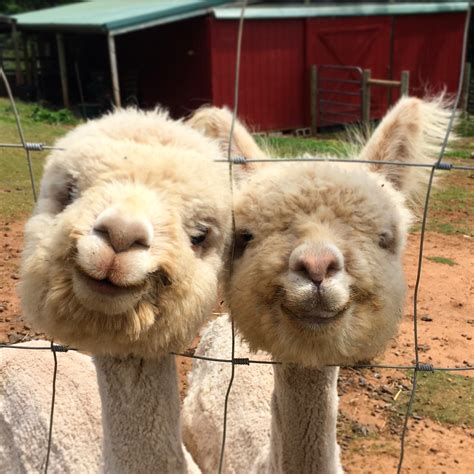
[209, 2, 468, 130]
[10, 1, 469, 131]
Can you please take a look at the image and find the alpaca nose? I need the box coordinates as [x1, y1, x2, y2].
[93, 208, 154, 253]
[290, 244, 343, 286]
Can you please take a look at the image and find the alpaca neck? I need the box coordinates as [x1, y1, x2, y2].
[267, 364, 341, 474]
[95, 354, 187, 474]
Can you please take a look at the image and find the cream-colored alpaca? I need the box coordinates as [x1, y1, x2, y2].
[182, 98, 451, 473]
[1, 108, 231, 473]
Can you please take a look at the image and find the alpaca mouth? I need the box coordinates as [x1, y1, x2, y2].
[281, 304, 347, 328]
[74, 268, 145, 297]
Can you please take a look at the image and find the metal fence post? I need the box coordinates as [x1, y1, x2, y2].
[310, 64, 318, 136]
[400, 70, 410, 96]
[361, 69, 371, 128]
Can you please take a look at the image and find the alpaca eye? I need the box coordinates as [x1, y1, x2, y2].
[57, 179, 78, 210]
[233, 230, 254, 258]
[241, 231, 253, 243]
[378, 231, 395, 250]
[66, 181, 78, 204]
[190, 225, 209, 246]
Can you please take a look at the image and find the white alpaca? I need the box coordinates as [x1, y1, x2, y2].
[0, 341, 103, 472]
[1, 108, 232, 473]
[182, 97, 452, 473]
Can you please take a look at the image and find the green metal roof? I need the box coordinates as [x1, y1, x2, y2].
[213, 2, 469, 20]
[13, 0, 229, 35]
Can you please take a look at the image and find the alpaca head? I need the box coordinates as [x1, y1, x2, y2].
[225, 97, 450, 366]
[20, 109, 231, 358]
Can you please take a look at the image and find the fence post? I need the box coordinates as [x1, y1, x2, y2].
[107, 33, 122, 108]
[310, 64, 318, 136]
[400, 70, 410, 96]
[56, 33, 70, 109]
[461, 62, 471, 117]
[11, 21, 23, 86]
[361, 69, 371, 129]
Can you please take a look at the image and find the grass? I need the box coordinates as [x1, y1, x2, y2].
[426, 256, 458, 266]
[255, 135, 349, 158]
[444, 149, 471, 160]
[457, 117, 474, 138]
[426, 175, 474, 236]
[0, 98, 80, 219]
[392, 372, 474, 428]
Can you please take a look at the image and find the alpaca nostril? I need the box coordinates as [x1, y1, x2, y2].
[291, 246, 343, 286]
[93, 208, 154, 253]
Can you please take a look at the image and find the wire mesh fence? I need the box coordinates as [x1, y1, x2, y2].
[0, 1, 473, 473]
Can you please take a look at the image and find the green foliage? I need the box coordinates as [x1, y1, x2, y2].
[0, 0, 79, 14]
[426, 256, 458, 266]
[31, 105, 78, 125]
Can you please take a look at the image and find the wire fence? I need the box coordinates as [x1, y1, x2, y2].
[0, 0, 473, 473]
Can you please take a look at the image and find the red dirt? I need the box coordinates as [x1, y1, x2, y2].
[1, 218, 472, 472]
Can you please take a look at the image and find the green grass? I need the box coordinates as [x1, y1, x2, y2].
[0, 98, 80, 219]
[392, 372, 474, 428]
[255, 135, 348, 158]
[426, 256, 458, 266]
[457, 118, 474, 138]
[425, 180, 474, 236]
[444, 149, 471, 160]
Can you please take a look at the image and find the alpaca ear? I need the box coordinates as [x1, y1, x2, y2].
[186, 106, 266, 182]
[359, 96, 453, 203]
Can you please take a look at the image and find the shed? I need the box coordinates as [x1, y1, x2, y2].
[9, 0, 228, 113]
[7, 1, 471, 130]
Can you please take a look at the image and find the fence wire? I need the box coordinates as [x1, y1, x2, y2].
[0, 0, 473, 472]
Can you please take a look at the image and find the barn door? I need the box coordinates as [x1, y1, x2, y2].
[306, 16, 391, 125]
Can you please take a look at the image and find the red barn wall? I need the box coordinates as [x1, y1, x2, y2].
[392, 13, 465, 102]
[210, 18, 306, 131]
[209, 12, 466, 131]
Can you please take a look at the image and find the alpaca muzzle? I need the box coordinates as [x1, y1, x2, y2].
[281, 242, 351, 326]
[94, 206, 154, 253]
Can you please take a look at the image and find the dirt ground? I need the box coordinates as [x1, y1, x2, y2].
[1, 219, 472, 472]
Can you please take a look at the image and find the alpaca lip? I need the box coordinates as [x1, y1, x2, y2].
[281, 304, 346, 327]
[74, 269, 143, 296]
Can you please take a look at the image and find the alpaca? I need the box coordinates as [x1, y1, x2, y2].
[0, 341, 103, 472]
[1, 107, 232, 473]
[182, 97, 451, 473]
[186, 106, 267, 161]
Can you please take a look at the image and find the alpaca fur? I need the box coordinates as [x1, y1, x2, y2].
[182, 97, 453, 473]
[0, 341, 102, 473]
[20, 107, 231, 358]
[4, 107, 232, 472]
[187, 106, 267, 160]
[0, 344, 201, 474]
